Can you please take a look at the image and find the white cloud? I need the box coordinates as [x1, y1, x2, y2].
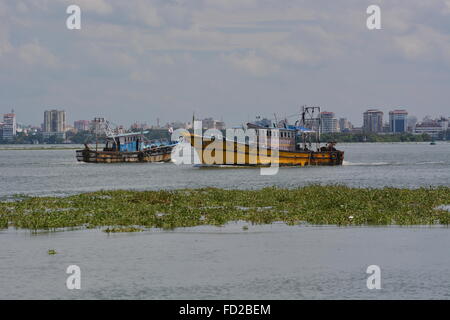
[0, 39, 59, 69]
[59, 0, 113, 15]
[2, 0, 450, 125]
[393, 25, 450, 64]
[265, 44, 320, 66]
[445, 0, 450, 14]
[193, 5, 317, 29]
[127, 0, 161, 27]
[202, 0, 259, 10]
[222, 51, 279, 77]
[17, 41, 59, 68]
[0, 28, 12, 58]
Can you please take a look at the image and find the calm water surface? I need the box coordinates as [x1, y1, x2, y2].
[1, 224, 449, 299]
[0, 142, 449, 197]
[0, 142, 449, 299]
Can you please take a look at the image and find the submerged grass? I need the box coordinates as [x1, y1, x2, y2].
[0, 185, 449, 232]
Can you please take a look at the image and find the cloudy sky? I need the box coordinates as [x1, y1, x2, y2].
[1, 0, 450, 127]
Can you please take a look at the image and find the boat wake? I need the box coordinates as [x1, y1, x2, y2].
[343, 160, 447, 166]
[342, 161, 390, 166]
[415, 161, 446, 165]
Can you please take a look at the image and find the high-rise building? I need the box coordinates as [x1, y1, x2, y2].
[202, 118, 226, 130]
[131, 122, 150, 131]
[91, 117, 106, 135]
[363, 109, 383, 133]
[414, 117, 448, 138]
[319, 112, 338, 133]
[389, 110, 408, 133]
[166, 121, 189, 130]
[43, 109, 66, 139]
[407, 116, 418, 132]
[74, 120, 90, 131]
[2, 110, 17, 140]
[438, 117, 449, 131]
[338, 118, 353, 132]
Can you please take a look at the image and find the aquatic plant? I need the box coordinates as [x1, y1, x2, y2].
[0, 185, 449, 232]
[47, 249, 57, 255]
[103, 226, 144, 233]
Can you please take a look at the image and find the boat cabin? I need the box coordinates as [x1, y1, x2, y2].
[245, 121, 319, 152]
[104, 131, 149, 152]
[246, 122, 298, 151]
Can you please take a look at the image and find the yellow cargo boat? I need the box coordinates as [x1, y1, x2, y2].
[184, 107, 344, 167]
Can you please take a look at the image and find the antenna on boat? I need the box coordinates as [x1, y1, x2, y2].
[298, 105, 323, 151]
[316, 106, 321, 150]
[300, 105, 307, 150]
[300, 105, 306, 126]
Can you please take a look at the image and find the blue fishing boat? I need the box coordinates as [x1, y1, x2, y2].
[76, 131, 176, 163]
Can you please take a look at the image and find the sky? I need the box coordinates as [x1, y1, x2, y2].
[1, 0, 450, 127]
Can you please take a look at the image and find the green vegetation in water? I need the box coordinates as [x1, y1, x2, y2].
[0, 186, 449, 232]
[47, 249, 57, 255]
[103, 226, 144, 233]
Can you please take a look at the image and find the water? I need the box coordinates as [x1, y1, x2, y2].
[0, 142, 449, 198]
[0, 142, 449, 299]
[1, 224, 449, 299]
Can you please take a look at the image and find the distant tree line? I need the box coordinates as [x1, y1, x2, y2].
[0, 130, 97, 145]
[320, 132, 436, 143]
[2, 129, 449, 144]
[0, 129, 173, 144]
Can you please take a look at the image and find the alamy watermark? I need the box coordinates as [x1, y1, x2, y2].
[366, 265, 382, 290]
[66, 265, 81, 290]
[367, 5, 381, 30]
[170, 120, 280, 175]
[66, 5, 81, 30]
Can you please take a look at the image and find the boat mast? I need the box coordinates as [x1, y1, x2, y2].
[300, 105, 306, 150]
[104, 120, 119, 151]
[316, 106, 321, 150]
[299, 106, 322, 151]
[93, 117, 99, 152]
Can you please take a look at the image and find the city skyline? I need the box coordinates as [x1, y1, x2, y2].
[1, 105, 449, 129]
[1, 1, 450, 126]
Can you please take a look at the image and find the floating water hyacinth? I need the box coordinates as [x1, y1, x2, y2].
[0, 185, 449, 232]
[103, 226, 144, 233]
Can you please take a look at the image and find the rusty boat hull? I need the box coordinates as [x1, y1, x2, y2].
[76, 146, 173, 163]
